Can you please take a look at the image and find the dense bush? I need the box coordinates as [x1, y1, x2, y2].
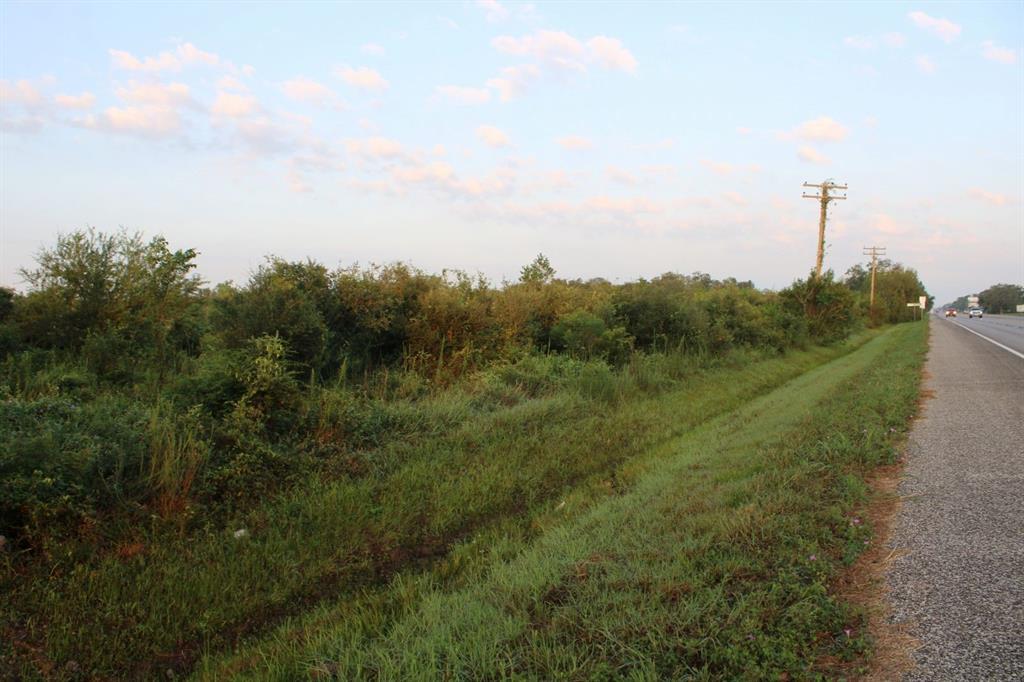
[0, 395, 149, 544]
[0, 229, 930, 547]
[782, 272, 860, 343]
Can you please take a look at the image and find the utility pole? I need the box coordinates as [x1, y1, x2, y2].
[862, 245, 887, 308]
[802, 180, 847, 277]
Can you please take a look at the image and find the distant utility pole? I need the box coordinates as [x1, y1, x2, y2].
[862, 245, 887, 308]
[802, 180, 847, 277]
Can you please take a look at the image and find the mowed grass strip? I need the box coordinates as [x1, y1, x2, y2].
[226, 322, 926, 680]
[4, 338, 878, 678]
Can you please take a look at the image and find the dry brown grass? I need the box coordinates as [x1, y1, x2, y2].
[837, 362, 934, 680]
[839, 462, 920, 681]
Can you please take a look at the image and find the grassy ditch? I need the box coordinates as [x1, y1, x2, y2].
[200, 321, 927, 680]
[1, 334, 889, 679]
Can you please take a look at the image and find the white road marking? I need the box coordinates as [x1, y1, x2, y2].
[948, 320, 1024, 360]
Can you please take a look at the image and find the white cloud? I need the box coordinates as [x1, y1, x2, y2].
[211, 91, 258, 117]
[793, 116, 849, 142]
[844, 36, 875, 50]
[981, 41, 1017, 65]
[91, 106, 181, 136]
[483, 29, 638, 100]
[281, 77, 337, 107]
[606, 165, 638, 185]
[968, 187, 1013, 206]
[361, 43, 385, 56]
[346, 136, 404, 159]
[476, 124, 511, 148]
[108, 42, 222, 73]
[722, 191, 748, 206]
[586, 36, 638, 72]
[476, 0, 510, 23]
[115, 82, 191, 107]
[492, 29, 637, 75]
[177, 42, 220, 66]
[493, 30, 585, 70]
[109, 49, 176, 73]
[335, 65, 389, 91]
[435, 85, 491, 105]
[288, 168, 312, 194]
[797, 146, 829, 164]
[54, 92, 96, 109]
[0, 79, 45, 107]
[486, 64, 540, 101]
[871, 213, 910, 235]
[883, 32, 906, 47]
[557, 135, 592, 150]
[915, 55, 936, 74]
[393, 161, 456, 185]
[584, 195, 661, 215]
[908, 11, 961, 43]
[235, 117, 297, 156]
[699, 159, 733, 175]
[845, 32, 906, 49]
[218, 75, 248, 91]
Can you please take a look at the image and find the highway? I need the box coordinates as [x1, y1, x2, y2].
[945, 313, 1024, 357]
[886, 315, 1024, 679]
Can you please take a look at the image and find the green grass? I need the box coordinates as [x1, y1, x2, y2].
[197, 322, 927, 680]
[2, 333, 893, 679]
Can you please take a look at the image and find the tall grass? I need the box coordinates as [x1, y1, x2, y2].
[2, 333, 880, 678]
[147, 403, 209, 517]
[201, 322, 925, 680]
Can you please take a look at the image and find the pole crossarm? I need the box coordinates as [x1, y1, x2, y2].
[802, 179, 848, 277]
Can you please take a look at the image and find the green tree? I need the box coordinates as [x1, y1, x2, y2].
[979, 283, 1024, 314]
[519, 254, 555, 285]
[17, 229, 201, 375]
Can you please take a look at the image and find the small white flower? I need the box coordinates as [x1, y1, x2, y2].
[233, 529, 249, 539]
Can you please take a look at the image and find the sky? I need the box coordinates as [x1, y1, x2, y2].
[1, 1, 1021, 305]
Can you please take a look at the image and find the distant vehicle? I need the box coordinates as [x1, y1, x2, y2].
[968, 308, 983, 319]
[945, 309, 957, 317]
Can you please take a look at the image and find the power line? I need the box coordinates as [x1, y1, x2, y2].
[802, 180, 847, 277]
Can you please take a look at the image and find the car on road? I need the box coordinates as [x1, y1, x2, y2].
[968, 308, 983, 319]
[945, 309, 957, 317]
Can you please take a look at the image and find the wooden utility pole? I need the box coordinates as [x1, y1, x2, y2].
[862, 245, 886, 308]
[802, 180, 847, 277]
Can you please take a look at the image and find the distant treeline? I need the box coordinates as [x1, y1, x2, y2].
[943, 283, 1024, 314]
[0, 229, 928, 547]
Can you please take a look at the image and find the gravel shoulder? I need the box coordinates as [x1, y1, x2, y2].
[887, 320, 1024, 680]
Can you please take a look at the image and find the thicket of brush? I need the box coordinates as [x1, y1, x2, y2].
[0, 229, 927, 552]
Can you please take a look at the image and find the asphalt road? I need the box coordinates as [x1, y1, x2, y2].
[945, 313, 1024, 356]
[886, 317, 1024, 680]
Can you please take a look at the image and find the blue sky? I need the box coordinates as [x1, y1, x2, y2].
[1, 1, 1021, 304]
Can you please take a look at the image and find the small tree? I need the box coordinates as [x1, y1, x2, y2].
[519, 254, 555, 285]
[17, 229, 201, 375]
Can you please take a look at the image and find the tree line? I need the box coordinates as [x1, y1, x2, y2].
[942, 283, 1024, 314]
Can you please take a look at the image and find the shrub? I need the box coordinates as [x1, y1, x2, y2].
[781, 273, 859, 344]
[0, 395, 149, 544]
